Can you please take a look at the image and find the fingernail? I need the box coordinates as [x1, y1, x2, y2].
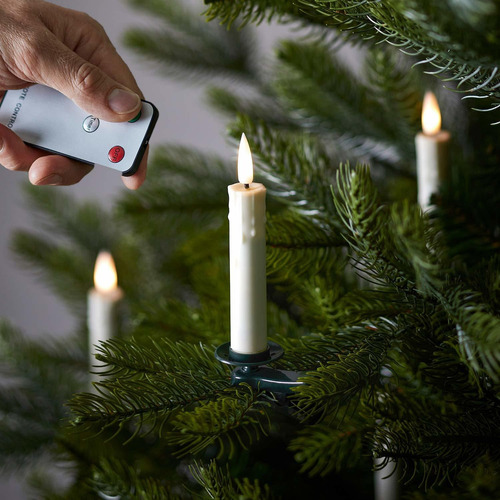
[108, 88, 141, 114]
[36, 174, 63, 186]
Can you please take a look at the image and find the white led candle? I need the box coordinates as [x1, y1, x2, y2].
[415, 91, 451, 210]
[374, 457, 399, 500]
[87, 251, 123, 379]
[228, 134, 267, 354]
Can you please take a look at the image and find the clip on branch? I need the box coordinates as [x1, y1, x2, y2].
[215, 341, 304, 394]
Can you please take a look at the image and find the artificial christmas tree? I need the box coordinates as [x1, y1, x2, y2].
[1, 0, 499, 498]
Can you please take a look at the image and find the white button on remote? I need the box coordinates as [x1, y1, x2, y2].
[83, 116, 100, 133]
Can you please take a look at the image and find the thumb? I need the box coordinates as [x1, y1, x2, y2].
[38, 40, 141, 122]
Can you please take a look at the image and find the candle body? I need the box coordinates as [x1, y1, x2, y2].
[87, 287, 123, 373]
[228, 182, 267, 354]
[374, 457, 399, 500]
[415, 130, 450, 210]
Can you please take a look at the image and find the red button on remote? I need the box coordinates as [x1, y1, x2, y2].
[108, 146, 125, 163]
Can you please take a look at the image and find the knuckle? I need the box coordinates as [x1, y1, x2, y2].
[77, 12, 106, 37]
[73, 61, 107, 95]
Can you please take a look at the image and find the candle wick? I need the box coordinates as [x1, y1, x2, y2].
[244, 183, 250, 189]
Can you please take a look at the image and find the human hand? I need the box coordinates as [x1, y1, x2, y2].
[0, 0, 147, 189]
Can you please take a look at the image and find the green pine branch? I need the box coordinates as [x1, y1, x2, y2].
[118, 146, 231, 224]
[0, 400, 56, 471]
[190, 460, 273, 500]
[326, 289, 407, 328]
[372, 410, 500, 488]
[204, 0, 299, 27]
[20, 184, 119, 257]
[333, 164, 442, 296]
[131, 296, 228, 345]
[266, 210, 344, 281]
[443, 287, 500, 383]
[404, 455, 500, 500]
[125, 0, 257, 83]
[393, 311, 491, 401]
[69, 339, 231, 439]
[165, 385, 271, 459]
[266, 225, 350, 332]
[365, 46, 424, 158]
[10, 233, 92, 314]
[2, 0, 500, 496]
[0, 322, 83, 471]
[271, 334, 348, 372]
[289, 422, 366, 477]
[93, 338, 227, 380]
[207, 85, 296, 129]
[89, 458, 179, 499]
[10, 185, 145, 313]
[275, 40, 400, 149]
[292, 0, 500, 112]
[293, 327, 392, 421]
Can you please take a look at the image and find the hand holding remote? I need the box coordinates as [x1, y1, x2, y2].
[0, 0, 147, 188]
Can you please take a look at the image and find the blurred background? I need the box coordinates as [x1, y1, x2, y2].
[0, 0, 228, 496]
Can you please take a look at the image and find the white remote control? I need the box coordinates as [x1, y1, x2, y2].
[0, 84, 158, 176]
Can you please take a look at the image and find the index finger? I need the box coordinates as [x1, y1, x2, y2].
[76, 28, 143, 99]
[122, 146, 148, 190]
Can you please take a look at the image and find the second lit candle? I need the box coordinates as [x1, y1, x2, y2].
[415, 91, 450, 210]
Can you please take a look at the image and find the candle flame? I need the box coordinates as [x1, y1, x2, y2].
[238, 133, 253, 184]
[94, 251, 117, 293]
[422, 91, 441, 135]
